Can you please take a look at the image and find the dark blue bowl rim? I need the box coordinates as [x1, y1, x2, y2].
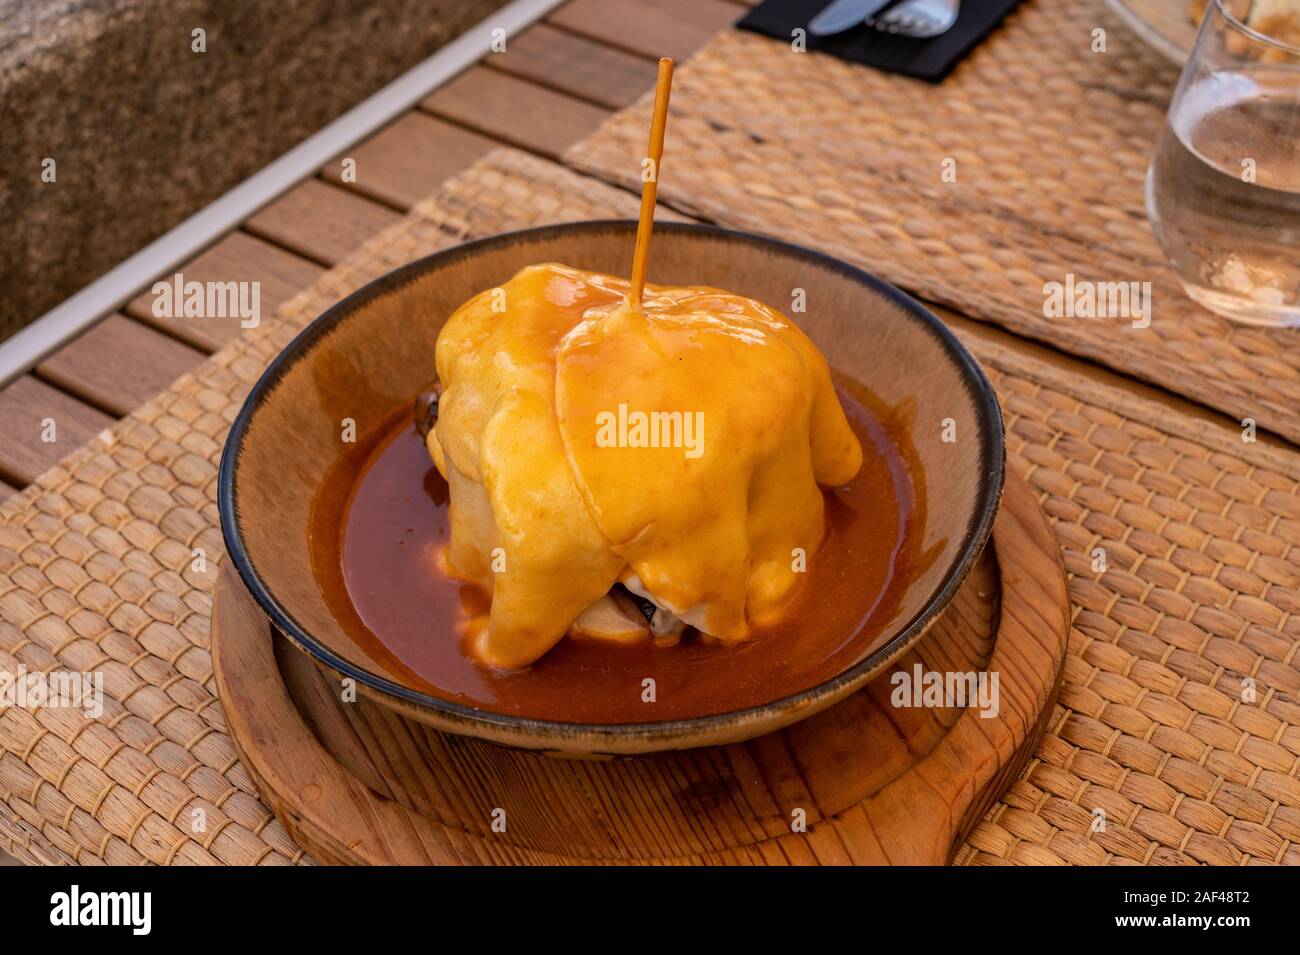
[218, 219, 1006, 741]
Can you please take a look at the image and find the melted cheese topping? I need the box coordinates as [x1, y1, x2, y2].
[428, 264, 862, 668]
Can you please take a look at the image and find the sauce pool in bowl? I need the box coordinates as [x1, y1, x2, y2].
[309, 378, 932, 723]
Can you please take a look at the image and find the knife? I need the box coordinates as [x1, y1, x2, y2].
[808, 0, 896, 36]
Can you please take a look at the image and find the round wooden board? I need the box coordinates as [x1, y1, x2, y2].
[212, 474, 1069, 865]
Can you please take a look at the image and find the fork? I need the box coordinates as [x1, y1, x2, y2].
[866, 0, 960, 37]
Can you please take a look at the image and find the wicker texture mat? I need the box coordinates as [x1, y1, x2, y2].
[2, 149, 1298, 865]
[566, 0, 1300, 445]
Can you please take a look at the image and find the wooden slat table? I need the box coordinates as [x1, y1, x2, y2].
[320, 114, 500, 209]
[421, 67, 612, 158]
[36, 315, 207, 418]
[550, 0, 747, 60]
[244, 180, 407, 266]
[126, 233, 325, 353]
[0, 377, 114, 487]
[488, 24, 661, 108]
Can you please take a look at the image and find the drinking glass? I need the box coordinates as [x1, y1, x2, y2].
[1147, 0, 1300, 327]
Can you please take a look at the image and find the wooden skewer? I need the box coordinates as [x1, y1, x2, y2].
[626, 57, 674, 311]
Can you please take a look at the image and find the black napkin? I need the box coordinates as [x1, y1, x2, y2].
[737, 0, 1024, 83]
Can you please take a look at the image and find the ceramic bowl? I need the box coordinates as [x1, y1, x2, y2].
[219, 221, 1004, 755]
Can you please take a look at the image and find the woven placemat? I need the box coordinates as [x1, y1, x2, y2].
[566, 0, 1300, 446]
[2, 149, 1298, 865]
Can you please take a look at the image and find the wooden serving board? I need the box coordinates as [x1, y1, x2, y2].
[212, 474, 1069, 865]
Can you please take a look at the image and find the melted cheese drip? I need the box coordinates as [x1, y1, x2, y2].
[428, 264, 862, 668]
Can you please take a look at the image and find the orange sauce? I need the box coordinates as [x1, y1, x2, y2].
[310, 379, 931, 722]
